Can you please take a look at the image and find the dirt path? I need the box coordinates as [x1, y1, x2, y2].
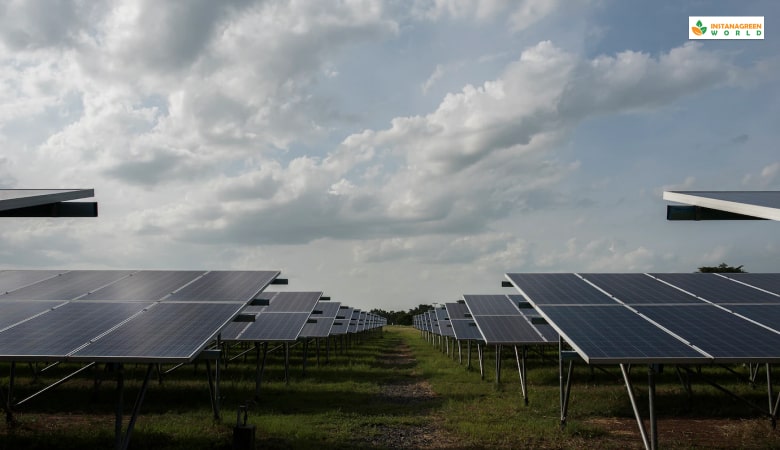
[362, 342, 457, 449]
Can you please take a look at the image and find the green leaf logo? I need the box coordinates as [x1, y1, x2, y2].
[700, 26, 707, 33]
[696, 20, 703, 27]
[691, 19, 706, 36]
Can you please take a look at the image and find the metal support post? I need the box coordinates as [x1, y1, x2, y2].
[515, 346, 528, 406]
[458, 341, 462, 364]
[478, 343, 484, 380]
[255, 342, 268, 401]
[5, 362, 16, 424]
[114, 364, 124, 450]
[620, 364, 651, 450]
[284, 343, 290, 385]
[467, 341, 472, 369]
[768, 364, 776, 428]
[648, 365, 658, 450]
[119, 364, 153, 450]
[495, 345, 502, 386]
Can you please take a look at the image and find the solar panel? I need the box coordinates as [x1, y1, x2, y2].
[0, 302, 150, 361]
[475, 316, 547, 345]
[83, 270, 204, 301]
[299, 301, 341, 338]
[0, 301, 63, 330]
[634, 305, 780, 362]
[71, 302, 243, 362]
[720, 274, 780, 297]
[235, 313, 310, 342]
[506, 273, 616, 305]
[663, 191, 780, 221]
[463, 294, 520, 315]
[434, 308, 455, 337]
[507, 294, 559, 341]
[727, 305, 780, 333]
[444, 302, 470, 319]
[0, 189, 94, 211]
[329, 307, 353, 335]
[264, 292, 321, 313]
[1, 270, 135, 301]
[0, 270, 63, 294]
[449, 319, 484, 341]
[582, 273, 701, 304]
[167, 270, 279, 302]
[651, 273, 780, 304]
[536, 305, 707, 364]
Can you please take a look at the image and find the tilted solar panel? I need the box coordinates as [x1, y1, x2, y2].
[0, 270, 63, 295]
[167, 270, 279, 302]
[71, 302, 243, 362]
[1, 270, 134, 301]
[582, 273, 701, 304]
[235, 313, 310, 342]
[329, 307, 353, 335]
[264, 292, 321, 313]
[0, 301, 63, 330]
[721, 274, 780, 297]
[634, 305, 780, 362]
[83, 270, 204, 301]
[435, 308, 455, 337]
[507, 273, 616, 305]
[0, 302, 150, 361]
[651, 273, 780, 304]
[727, 304, 780, 333]
[476, 316, 547, 345]
[463, 294, 519, 315]
[536, 305, 707, 364]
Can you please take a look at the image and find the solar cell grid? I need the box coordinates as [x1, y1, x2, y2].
[635, 305, 780, 361]
[83, 270, 204, 301]
[651, 273, 780, 304]
[168, 270, 279, 302]
[536, 305, 707, 364]
[722, 274, 780, 297]
[0, 270, 63, 294]
[476, 316, 547, 345]
[582, 273, 700, 304]
[72, 302, 242, 362]
[435, 308, 455, 337]
[727, 305, 780, 332]
[264, 292, 321, 313]
[450, 319, 484, 341]
[463, 294, 519, 316]
[235, 313, 310, 341]
[506, 273, 616, 305]
[1, 270, 134, 301]
[0, 302, 150, 361]
[0, 301, 63, 330]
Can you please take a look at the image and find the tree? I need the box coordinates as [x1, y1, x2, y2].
[697, 263, 746, 273]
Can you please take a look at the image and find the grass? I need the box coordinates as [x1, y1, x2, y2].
[1, 326, 779, 449]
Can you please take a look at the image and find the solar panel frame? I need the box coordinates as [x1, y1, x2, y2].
[663, 190, 780, 221]
[582, 273, 702, 304]
[506, 273, 617, 305]
[0, 270, 64, 295]
[228, 312, 311, 342]
[0, 301, 64, 330]
[720, 273, 780, 297]
[0, 189, 94, 211]
[434, 308, 455, 337]
[0, 270, 135, 301]
[263, 291, 321, 313]
[299, 301, 341, 338]
[82, 270, 204, 301]
[462, 294, 521, 315]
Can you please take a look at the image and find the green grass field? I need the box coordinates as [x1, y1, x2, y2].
[1, 326, 779, 449]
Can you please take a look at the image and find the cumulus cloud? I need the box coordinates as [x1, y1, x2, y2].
[412, 0, 562, 31]
[742, 162, 780, 189]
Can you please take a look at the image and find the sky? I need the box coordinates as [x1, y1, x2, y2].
[0, 0, 778, 311]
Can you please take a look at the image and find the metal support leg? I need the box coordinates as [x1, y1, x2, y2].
[5, 362, 16, 424]
[559, 337, 574, 427]
[119, 364, 153, 450]
[255, 342, 268, 401]
[495, 345, 502, 386]
[15, 362, 96, 408]
[326, 336, 330, 364]
[302, 340, 308, 376]
[458, 341, 462, 365]
[620, 364, 651, 450]
[467, 341, 472, 369]
[206, 360, 220, 421]
[515, 346, 528, 406]
[316, 339, 321, 367]
[768, 364, 776, 428]
[114, 364, 124, 450]
[649, 365, 658, 450]
[284, 343, 290, 385]
[478, 343, 484, 380]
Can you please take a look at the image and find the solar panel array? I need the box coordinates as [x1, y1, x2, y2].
[507, 272, 780, 364]
[0, 269, 279, 363]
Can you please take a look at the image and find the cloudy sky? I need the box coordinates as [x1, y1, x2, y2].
[0, 0, 778, 311]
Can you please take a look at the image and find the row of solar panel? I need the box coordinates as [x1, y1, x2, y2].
[413, 294, 558, 345]
[506, 273, 780, 364]
[0, 270, 386, 363]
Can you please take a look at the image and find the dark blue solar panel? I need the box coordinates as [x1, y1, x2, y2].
[329, 307, 353, 335]
[475, 316, 547, 344]
[435, 308, 455, 337]
[72, 302, 242, 362]
[450, 319, 484, 341]
[83, 270, 204, 301]
[300, 317, 336, 338]
[583, 273, 700, 304]
[1, 270, 134, 301]
[634, 305, 780, 361]
[727, 305, 780, 332]
[0, 270, 63, 294]
[445, 302, 470, 319]
[0, 302, 150, 360]
[463, 295, 519, 315]
[167, 270, 279, 302]
[651, 273, 780, 304]
[264, 292, 321, 312]
[311, 301, 341, 318]
[236, 313, 310, 341]
[721, 274, 780, 297]
[537, 305, 706, 363]
[0, 301, 63, 329]
[507, 273, 617, 305]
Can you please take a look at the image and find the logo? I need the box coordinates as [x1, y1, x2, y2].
[689, 16, 764, 40]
